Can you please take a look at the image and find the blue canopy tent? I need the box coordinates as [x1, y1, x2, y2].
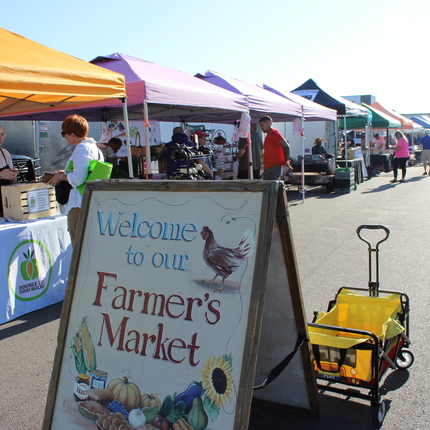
[410, 116, 430, 128]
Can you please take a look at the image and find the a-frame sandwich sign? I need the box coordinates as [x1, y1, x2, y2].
[43, 180, 318, 430]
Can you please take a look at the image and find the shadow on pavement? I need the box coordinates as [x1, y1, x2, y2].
[361, 183, 395, 193]
[0, 301, 63, 341]
[380, 368, 410, 394]
[249, 392, 382, 430]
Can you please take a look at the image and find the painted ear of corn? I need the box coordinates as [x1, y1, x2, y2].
[71, 316, 97, 374]
[80, 316, 97, 372]
[71, 332, 87, 374]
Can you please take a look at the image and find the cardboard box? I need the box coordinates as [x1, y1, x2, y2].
[347, 148, 362, 160]
[1, 182, 57, 221]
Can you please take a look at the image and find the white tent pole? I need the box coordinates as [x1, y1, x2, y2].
[122, 98, 133, 178]
[143, 102, 151, 179]
[301, 113, 305, 203]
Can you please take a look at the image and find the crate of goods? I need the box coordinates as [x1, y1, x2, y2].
[1, 182, 57, 221]
[335, 168, 354, 187]
[335, 167, 355, 179]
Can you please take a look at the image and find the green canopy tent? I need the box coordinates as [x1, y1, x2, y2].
[338, 103, 401, 129]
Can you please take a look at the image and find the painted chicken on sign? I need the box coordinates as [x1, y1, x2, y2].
[200, 226, 254, 291]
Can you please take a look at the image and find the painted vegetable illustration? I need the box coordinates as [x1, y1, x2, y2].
[20, 248, 38, 281]
[107, 376, 142, 412]
[140, 394, 161, 411]
[187, 396, 208, 430]
[158, 395, 173, 418]
[71, 332, 86, 375]
[71, 316, 97, 374]
[173, 382, 203, 412]
[80, 317, 97, 372]
[128, 408, 146, 428]
[151, 414, 170, 430]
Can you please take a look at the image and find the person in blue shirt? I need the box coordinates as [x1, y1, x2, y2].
[163, 126, 196, 178]
[418, 130, 430, 175]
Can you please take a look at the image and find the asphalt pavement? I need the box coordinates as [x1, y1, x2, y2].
[1, 166, 429, 430]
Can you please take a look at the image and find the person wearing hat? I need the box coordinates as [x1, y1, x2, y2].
[312, 137, 333, 158]
[194, 130, 214, 178]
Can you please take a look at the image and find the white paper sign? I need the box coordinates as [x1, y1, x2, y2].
[27, 188, 50, 214]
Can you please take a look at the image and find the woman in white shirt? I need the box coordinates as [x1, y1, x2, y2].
[47, 115, 102, 244]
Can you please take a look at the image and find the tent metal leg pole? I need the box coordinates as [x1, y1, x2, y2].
[301, 115, 305, 203]
[121, 98, 133, 178]
[143, 102, 151, 179]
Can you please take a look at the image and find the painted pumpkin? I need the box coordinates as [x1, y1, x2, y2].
[140, 393, 162, 411]
[107, 376, 141, 411]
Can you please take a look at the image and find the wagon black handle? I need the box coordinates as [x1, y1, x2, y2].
[356, 225, 390, 295]
[356, 225, 390, 249]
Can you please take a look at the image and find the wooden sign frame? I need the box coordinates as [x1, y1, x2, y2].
[43, 180, 318, 430]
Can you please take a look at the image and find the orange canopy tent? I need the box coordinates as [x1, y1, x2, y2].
[0, 28, 134, 173]
[0, 28, 126, 116]
[370, 102, 415, 130]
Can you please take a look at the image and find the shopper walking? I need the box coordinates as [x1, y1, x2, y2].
[390, 130, 410, 183]
[418, 129, 430, 175]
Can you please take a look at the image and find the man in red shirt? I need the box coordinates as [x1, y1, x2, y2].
[258, 116, 291, 180]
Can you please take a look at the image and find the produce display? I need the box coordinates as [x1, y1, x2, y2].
[71, 315, 235, 429]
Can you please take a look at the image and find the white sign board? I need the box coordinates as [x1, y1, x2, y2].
[44, 181, 317, 430]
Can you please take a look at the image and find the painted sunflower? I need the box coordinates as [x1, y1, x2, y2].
[201, 355, 234, 409]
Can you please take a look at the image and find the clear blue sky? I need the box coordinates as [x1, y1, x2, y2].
[3, 0, 429, 114]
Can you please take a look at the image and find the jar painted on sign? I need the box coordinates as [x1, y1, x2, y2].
[90, 370, 108, 389]
[73, 373, 90, 401]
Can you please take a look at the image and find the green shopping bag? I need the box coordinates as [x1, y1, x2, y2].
[76, 159, 113, 195]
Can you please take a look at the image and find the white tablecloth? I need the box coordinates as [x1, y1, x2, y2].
[0, 215, 72, 324]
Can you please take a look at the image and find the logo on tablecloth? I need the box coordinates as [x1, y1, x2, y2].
[8, 239, 53, 301]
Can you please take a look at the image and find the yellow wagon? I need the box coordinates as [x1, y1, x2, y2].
[308, 226, 413, 426]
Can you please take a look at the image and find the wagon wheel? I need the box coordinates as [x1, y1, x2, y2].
[396, 349, 414, 370]
[371, 400, 386, 426]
